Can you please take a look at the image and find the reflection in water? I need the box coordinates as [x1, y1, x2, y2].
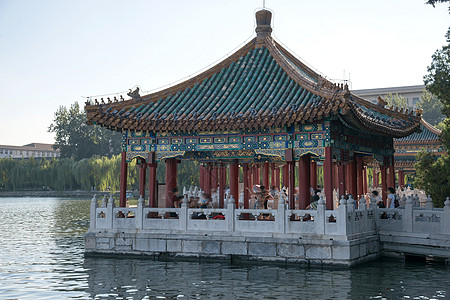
[83, 258, 353, 299]
[0, 197, 448, 299]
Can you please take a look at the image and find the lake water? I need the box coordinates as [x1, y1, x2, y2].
[0, 197, 448, 299]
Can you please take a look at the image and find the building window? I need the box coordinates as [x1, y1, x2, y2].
[413, 97, 420, 107]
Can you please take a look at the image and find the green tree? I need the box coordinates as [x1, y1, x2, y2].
[384, 93, 409, 109]
[423, 32, 450, 118]
[425, 0, 450, 11]
[48, 102, 122, 160]
[423, 31, 450, 150]
[414, 1, 450, 201]
[414, 151, 450, 207]
[416, 89, 444, 125]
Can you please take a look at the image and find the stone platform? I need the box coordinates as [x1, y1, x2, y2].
[85, 230, 381, 267]
[85, 195, 450, 266]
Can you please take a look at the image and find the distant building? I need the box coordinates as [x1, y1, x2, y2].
[0, 143, 60, 159]
[352, 85, 425, 109]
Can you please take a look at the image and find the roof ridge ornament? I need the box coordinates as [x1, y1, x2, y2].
[255, 9, 272, 48]
[127, 87, 141, 101]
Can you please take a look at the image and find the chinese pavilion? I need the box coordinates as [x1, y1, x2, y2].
[85, 9, 421, 209]
[393, 119, 446, 187]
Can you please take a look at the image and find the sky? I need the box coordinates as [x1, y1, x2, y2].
[0, 0, 448, 146]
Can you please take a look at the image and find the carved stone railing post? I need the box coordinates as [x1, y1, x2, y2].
[338, 196, 349, 235]
[358, 196, 366, 210]
[401, 194, 407, 207]
[425, 195, 433, 210]
[347, 195, 355, 212]
[107, 195, 115, 229]
[136, 195, 144, 229]
[358, 196, 367, 233]
[315, 196, 326, 234]
[227, 195, 235, 232]
[346, 195, 355, 234]
[403, 195, 414, 232]
[443, 197, 450, 235]
[90, 195, 98, 229]
[413, 194, 420, 207]
[369, 195, 377, 210]
[101, 195, 108, 208]
[277, 193, 286, 233]
[179, 194, 188, 231]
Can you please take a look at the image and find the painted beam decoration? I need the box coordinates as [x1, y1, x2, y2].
[123, 123, 329, 163]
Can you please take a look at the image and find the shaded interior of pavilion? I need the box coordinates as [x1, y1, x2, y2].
[117, 148, 398, 211]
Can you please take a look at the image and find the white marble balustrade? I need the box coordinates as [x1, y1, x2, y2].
[90, 194, 450, 238]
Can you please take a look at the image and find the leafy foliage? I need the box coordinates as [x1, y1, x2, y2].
[48, 102, 122, 160]
[414, 151, 450, 207]
[415, 6, 450, 201]
[416, 89, 445, 126]
[0, 156, 199, 192]
[423, 32, 450, 118]
[384, 93, 409, 109]
[425, 0, 450, 12]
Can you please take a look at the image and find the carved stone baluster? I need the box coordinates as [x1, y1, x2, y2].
[90, 195, 98, 229]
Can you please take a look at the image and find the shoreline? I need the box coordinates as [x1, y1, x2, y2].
[0, 190, 139, 198]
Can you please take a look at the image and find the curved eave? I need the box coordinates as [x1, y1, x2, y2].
[421, 118, 442, 136]
[341, 94, 421, 138]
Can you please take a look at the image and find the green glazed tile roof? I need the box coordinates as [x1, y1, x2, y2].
[395, 119, 441, 143]
[86, 29, 421, 138]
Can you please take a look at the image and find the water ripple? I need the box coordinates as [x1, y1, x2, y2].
[0, 197, 448, 299]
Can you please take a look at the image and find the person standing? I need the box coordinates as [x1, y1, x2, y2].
[387, 187, 396, 208]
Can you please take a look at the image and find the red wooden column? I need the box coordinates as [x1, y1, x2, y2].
[388, 156, 396, 189]
[356, 156, 364, 198]
[253, 165, 261, 185]
[288, 161, 295, 208]
[148, 163, 157, 207]
[363, 166, 368, 194]
[373, 170, 378, 188]
[199, 165, 204, 190]
[229, 160, 239, 203]
[274, 166, 280, 189]
[282, 164, 289, 188]
[165, 158, 178, 208]
[263, 162, 270, 188]
[398, 170, 404, 188]
[324, 147, 334, 210]
[147, 152, 157, 207]
[310, 161, 317, 190]
[219, 163, 227, 208]
[285, 149, 295, 209]
[204, 164, 211, 195]
[338, 161, 346, 199]
[387, 166, 393, 188]
[270, 163, 276, 188]
[347, 157, 357, 198]
[380, 163, 388, 203]
[138, 160, 147, 199]
[298, 155, 311, 209]
[211, 164, 218, 191]
[119, 151, 128, 207]
[331, 161, 338, 190]
[243, 163, 250, 209]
